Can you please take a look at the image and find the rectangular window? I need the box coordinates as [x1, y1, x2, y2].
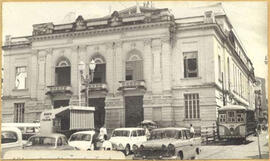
[126, 61, 143, 81]
[14, 103, 25, 123]
[152, 107, 162, 121]
[184, 93, 200, 119]
[183, 52, 198, 78]
[15, 66, 27, 89]
[91, 64, 106, 83]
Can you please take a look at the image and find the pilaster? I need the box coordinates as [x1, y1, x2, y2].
[151, 39, 162, 94]
[114, 42, 123, 94]
[161, 37, 171, 91]
[143, 39, 152, 92]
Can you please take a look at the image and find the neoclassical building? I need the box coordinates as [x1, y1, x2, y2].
[2, 3, 256, 131]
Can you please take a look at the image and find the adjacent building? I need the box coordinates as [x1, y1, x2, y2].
[254, 77, 268, 124]
[2, 3, 256, 131]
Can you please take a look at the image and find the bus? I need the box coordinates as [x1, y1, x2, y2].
[217, 105, 257, 142]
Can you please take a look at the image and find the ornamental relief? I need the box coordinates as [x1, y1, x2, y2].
[105, 100, 123, 107]
[161, 37, 170, 44]
[144, 98, 172, 105]
[143, 39, 151, 46]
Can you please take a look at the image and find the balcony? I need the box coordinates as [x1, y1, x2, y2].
[118, 80, 146, 91]
[46, 85, 72, 96]
[88, 83, 108, 92]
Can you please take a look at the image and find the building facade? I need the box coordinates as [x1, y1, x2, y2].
[254, 77, 268, 124]
[2, 3, 256, 130]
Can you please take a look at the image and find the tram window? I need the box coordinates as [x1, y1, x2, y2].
[219, 114, 226, 122]
[237, 114, 244, 122]
[228, 111, 234, 117]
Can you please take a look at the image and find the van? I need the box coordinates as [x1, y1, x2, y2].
[1, 127, 23, 158]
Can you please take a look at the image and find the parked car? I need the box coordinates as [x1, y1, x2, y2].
[133, 127, 201, 160]
[109, 127, 147, 156]
[24, 133, 74, 150]
[1, 127, 23, 158]
[68, 130, 96, 150]
[2, 123, 40, 142]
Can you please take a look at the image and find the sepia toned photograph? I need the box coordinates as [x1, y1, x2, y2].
[1, 0, 269, 160]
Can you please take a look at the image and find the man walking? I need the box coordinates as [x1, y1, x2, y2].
[190, 124, 195, 138]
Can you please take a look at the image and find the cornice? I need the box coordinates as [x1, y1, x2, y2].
[176, 23, 254, 79]
[30, 21, 172, 41]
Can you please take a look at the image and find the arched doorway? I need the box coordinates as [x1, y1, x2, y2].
[88, 56, 106, 128]
[124, 50, 144, 127]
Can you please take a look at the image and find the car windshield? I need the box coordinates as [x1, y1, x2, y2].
[28, 136, 56, 147]
[150, 130, 179, 140]
[112, 130, 130, 137]
[69, 134, 91, 141]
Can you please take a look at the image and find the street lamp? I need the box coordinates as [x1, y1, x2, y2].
[78, 59, 96, 107]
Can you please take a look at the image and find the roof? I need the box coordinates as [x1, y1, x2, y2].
[174, 2, 226, 19]
[152, 127, 188, 131]
[32, 133, 66, 138]
[71, 130, 95, 135]
[40, 106, 95, 119]
[102, 5, 169, 18]
[218, 105, 247, 111]
[2, 123, 40, 128]
[113, 127, 144, 131]
[1, 126, 22, 133]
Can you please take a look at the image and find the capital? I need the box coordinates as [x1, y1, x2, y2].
[105, 42, 114, 50]
[143, 39, 151, 46]
[161, 37, 170, 44]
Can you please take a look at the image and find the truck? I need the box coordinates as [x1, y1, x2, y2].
[40, 106, 95, 138]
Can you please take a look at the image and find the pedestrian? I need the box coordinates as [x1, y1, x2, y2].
[190, 124, 195, 138]
[93, 128, 101, 150]
[143, 125, 150, 139]
[99, 125, 107, 142]
[102, 135, 112, 150]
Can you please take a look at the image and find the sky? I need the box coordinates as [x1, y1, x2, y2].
[2, 1, 268, 82]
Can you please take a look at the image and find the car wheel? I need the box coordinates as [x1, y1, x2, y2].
[196, 148, 200, 155]
[124, 145, 131, 156]
[178, 151, 184, 160]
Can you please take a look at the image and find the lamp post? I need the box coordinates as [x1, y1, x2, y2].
[78, 59, 96, 107]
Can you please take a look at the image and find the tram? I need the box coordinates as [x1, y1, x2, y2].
[217, 105, 257, 142]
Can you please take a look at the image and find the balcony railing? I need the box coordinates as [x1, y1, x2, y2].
[88, 83, 108, 92]
[118, 80, 146, 91]
[46, 85, 72, 95]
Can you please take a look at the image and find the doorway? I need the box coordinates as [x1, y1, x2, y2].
[89, 98, 105, 129]
[125, 96, 144, 127]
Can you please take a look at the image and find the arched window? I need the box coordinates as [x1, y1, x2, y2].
[55, 57, 71, 86]
[126, 51, 143, 81]
[90, 56, 106, 83]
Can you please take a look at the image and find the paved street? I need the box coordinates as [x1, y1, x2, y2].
[197, 131, 269, 159]
[125, 131, 269, 160]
